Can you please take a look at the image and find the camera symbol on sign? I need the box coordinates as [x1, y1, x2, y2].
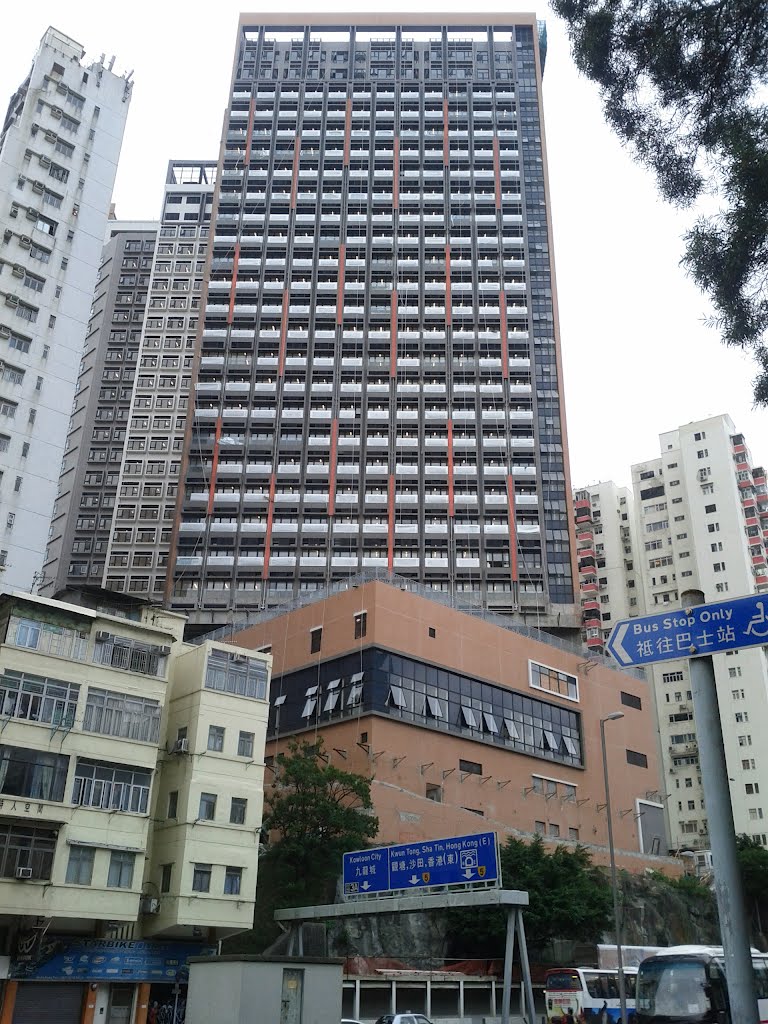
[460, 849, 478, 871]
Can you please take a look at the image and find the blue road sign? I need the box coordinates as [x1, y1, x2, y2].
[607, 594, 768, 668]
[343, 831, 498, 897]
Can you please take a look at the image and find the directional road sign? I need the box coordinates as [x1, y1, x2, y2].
[607, 593, 768, 668]
[343, 831, 498, 897]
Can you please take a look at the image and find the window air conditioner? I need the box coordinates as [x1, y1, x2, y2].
[50, 107, 63, 119]
[0, 326, 10, 339]
[95, 630, 112, 642]
[44, 131, 57, 143]
[233, 653, 248, 663]
[140, 896, 160, 915]
[12, 266, 24, 279]
[25, 208, 37, 221]
[15, 867, 33, 880]
[19, 236, 31, 249]
[31, 181, 44, 195]
[4, 295, 18, 308]
[157, 645, 171, 657]
[174, 738, 189, 754]
[2, 230, 11, 242]
[38, 155, 50, 168]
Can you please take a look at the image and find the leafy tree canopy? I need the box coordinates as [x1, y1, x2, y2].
[227, 738, 379, 952]
[736, 833, 768, 906]
[551, 0, 768, 403]
[446, 836, 612, 956]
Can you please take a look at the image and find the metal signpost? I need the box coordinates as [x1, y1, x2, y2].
[340, 833, 535, 1023]
[608, 590, 764, 1024]
[343, 830, 499, 896]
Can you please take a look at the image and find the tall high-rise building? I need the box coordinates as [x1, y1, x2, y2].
[572, 481, 638, 654]
[0, 28, 132, 590]
[169, 13, 578, 632]
[41, 218, 158, 596]
[41, 161, 214, 601]
[575, 414, 768, 853]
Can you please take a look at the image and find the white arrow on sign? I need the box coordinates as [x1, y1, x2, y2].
[462, 868, 474, 879]
[361, 881, 371, 891]
[409, 874, 420, 885]
[609, 621, 631, 666]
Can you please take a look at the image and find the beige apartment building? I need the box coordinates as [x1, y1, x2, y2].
[576, 414, 768, 856]
[0, 586, 270, 1024]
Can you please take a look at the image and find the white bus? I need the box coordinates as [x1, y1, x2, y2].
[545, 966, 638, 1022]
[636, 945, 768, 1023]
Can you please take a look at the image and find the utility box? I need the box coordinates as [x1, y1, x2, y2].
[186, 955, 344, 1024]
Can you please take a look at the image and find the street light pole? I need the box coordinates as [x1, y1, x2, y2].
[601, 712, 628, 1024]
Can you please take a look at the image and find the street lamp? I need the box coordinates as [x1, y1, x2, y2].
[600, 711, 627, 1024]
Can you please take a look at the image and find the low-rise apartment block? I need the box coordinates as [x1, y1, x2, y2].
[0, 586, 270, 1024]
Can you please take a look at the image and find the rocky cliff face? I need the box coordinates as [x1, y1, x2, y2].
[325, 872, 720, 962]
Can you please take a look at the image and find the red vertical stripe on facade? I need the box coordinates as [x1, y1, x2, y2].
[336, 243, 346, 326]
[506, 473, 519, 582]
[262, 474, 277, 580]
[390, 289, 397, 378]
[344, 98, 352, 166]
[445, 245, 452, 327]
[245, 98, 256, 164]
[227, 242, 240, 325]
[493, 135, 502, 210]
[393, 135, 399, 210]
[290, 133, 301, 210]
[206, 417, 223, 517]
[278, 289, 289, 376]
[388, 474, 395, 572]
[443, 98, 450, 166]
[447, 418, 455, 518]
[499, 289, 509, 380]
[328, 418, 339, 516]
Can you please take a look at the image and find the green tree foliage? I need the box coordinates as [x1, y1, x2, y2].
[551, 0, 768, 402]
[736, 834, 768, 939]
[446, 836, 612, 956]
[227, 739, 378, 953]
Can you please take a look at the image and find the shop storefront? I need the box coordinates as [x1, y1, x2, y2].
[1, 936, 214, 1024]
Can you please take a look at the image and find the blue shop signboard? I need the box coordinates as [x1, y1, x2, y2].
[10, 935, 216, 981]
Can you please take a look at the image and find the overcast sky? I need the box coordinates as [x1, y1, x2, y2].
[4, 1, 764, 487]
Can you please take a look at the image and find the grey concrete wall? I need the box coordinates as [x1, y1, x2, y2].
[187, 957, 343, 1024]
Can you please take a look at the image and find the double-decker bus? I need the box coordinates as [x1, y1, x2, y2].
[636, 945, 768, 1023]
[545, 966, 638, 1021]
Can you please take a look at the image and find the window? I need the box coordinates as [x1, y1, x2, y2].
[0, 823, 57, 879]
[107, 851, 135, 889]
[207, 725, 225, 752]
[160, 862, 172, 893]
[426, 783, 442, 802]
[83, 687, 161, 743]
[205, 649, 268, 700]
[71, 758, 151, 814]
[237, 731, 254, 758]
[354, 611, 367, 639]
[167, 790, 178, 819]
[626, 749, 648, 768]
[0, 668, 79, 727]
[568, 827, 579, 841]
[224, 866, 242, 895]
[66, 845, 95, 885]
[459, 758, 482, 775]
[230, 797, 247, 825]
[198, 792, 216, 820]
[0, 744, 69, 801]
[704, 504, 717, 513]
[534, 820, 545, 835]
[192, 863, 211, 892]
[93, 634, 167, 678]
[310, 627, 322, 653]
[529, 661, 578, 702]
[620, 691, 642, 711]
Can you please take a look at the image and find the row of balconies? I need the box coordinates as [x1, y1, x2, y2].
[179, 521, 521, 538]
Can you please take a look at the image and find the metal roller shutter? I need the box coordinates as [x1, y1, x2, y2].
[13, 982, 85, 1024]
